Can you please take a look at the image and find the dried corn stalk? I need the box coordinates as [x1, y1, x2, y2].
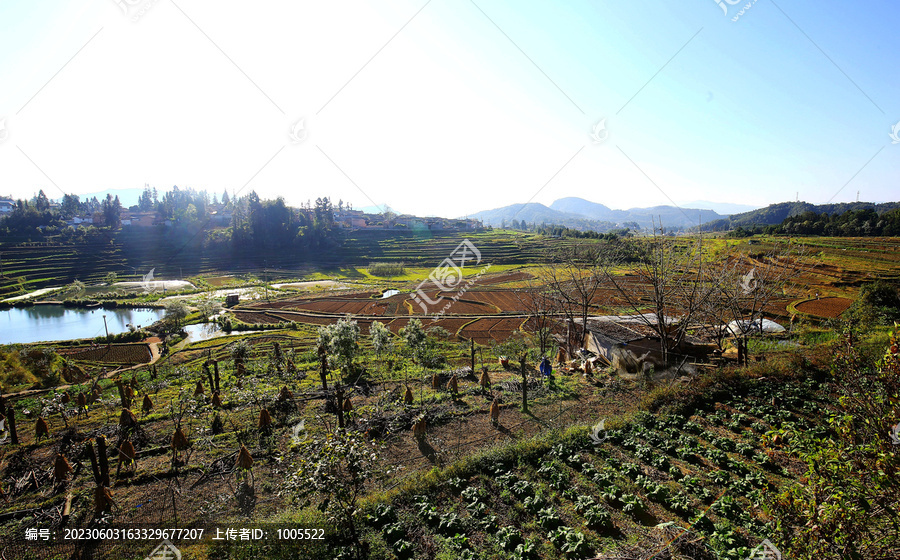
[194, 381, 205, 396]
[448, 375, 458, 393]
[211, 392, 222, 408]
[403, 386, 413, 404]
[94, 486, 114, 517]
[431, 374, 441, 390]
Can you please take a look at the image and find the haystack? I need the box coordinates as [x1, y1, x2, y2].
[342, 398, 353, 412]
[236, 445, 254, 470]
[490, 398, 500, 424]
[194, 381, 205, 397]
[94, 486, 114, 517]
[172, 427, 189, 451]
[448, 375, 458, 394]
[53, 454, 72, 483]
[258, 409, 272, 429]
[35, 417, 49, 440]
[479, 369, 491, 389]
[412, 418, 426, 439]
[403, 386, 413, 404]
[211, 392, 223, 408]
[432, 373, 441, 390]
[119, 408, 137, 429]
[142, 395, 153, 414]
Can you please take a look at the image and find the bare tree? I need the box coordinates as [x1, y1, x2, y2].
[515, 279, 562, 357]
[596, 227, 713, 366]
[541, 241, 604, 353]
[701, 241, 808, 364]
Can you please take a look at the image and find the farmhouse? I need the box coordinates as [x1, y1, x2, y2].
[580, 315, 715, 374]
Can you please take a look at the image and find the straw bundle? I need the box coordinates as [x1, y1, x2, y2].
[194, 381, 205, 397]
[403, 386, 413, 404]
[258, 409, 272, 429]
[490, 398, 500, 423]
[448, 375, 458, 394]
[211, 392, 222, 408]
[412, 419, 426, 438]
[119, 408, 137, 429]
[35, 417, 49, 440]
[142, 395, 153, 414]
[479, 369, 491, 390]
[432, 374, 441, 390]
[342, 398, 353, 412]
[53, 454, 72, 483]
[236, 445, 254, 470]
[172, 427, 189, 450]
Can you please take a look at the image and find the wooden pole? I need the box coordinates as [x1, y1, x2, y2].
[86, 441, 101, 484]
[96, 436, 110, 487]
[213, 360, 220, 393]
[335, 384, 344, 429]
[470, 339, 476, 374]
[7, 407, 17, 445]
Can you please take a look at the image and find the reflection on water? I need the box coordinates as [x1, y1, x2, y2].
[0, 305, 164, 344]
[380, 289, 401, 298]
[182, 322, 221, 342]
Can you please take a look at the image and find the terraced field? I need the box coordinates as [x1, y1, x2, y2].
[794, 296, 853, 318]
[351, 375, 829, 560]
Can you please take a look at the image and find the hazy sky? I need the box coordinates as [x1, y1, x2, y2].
[1, 1, 898, 217]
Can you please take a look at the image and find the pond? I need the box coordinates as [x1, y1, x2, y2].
[0, 305, 164, 345]
[182, 322, 222, 342]
[380, 289, 401, 299]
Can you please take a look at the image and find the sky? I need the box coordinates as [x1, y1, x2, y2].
[0, 0, 898, 218]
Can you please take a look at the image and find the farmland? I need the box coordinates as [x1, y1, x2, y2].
[0, 233, 898, 559]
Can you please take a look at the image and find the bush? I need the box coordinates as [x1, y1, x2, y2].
[367, 262, 405, 277]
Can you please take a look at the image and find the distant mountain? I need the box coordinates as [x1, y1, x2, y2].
[701, 201, 900, 231]
[470, 202, 607, 229]
[469, 198, 725, 231]
[679, 200, 759, 215]
[550, 198, 613, 220]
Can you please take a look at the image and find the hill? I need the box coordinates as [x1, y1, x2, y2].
[471, 198, 724, 230]
[701, 201, 900, 231]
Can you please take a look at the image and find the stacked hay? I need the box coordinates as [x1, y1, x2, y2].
[403, 386, 413, 405]
[141, 395, 153, 415]
[172, 427, 189, 451]
[448, 375, 458, 394]
[35, 417, 49, 441]
[211, 392, 223, 408]
[479, 369, 491, 390]
[431, 374, 441, 390]
[342, 398, 353, 412]
[258, 409, 272, 429]
[119, 409, 138, 430]
[53, 454, 71, 484]
[490, 398, 500, 424]
[412, 418, 426, 439]
[194, 381, 205, 397]
[236, 445, 254, 470]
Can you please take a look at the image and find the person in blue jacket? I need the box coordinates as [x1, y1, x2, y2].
[539, 356, 552, 378]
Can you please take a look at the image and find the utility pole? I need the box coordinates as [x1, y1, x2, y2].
[102, 314, 110, 346]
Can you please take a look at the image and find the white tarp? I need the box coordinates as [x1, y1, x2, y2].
[725, 318, 785, 335]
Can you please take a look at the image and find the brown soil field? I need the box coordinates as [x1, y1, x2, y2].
[58, 343, 152, 364]
[795, 296, 854, 318]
